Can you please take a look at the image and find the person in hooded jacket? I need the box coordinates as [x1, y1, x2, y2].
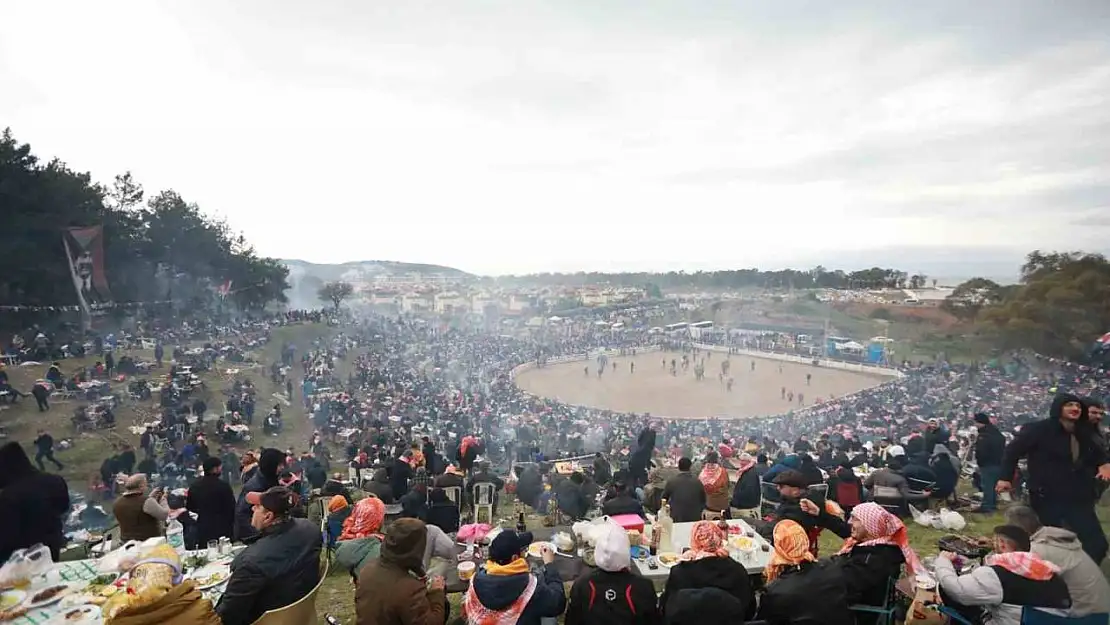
[1005, 505, 1110, 617]
[234, 447, 285, 541]
[972, 412, 1007, 513]
[462, 529, 566, 625]
[929, 443, 961, 501]
[356, 518, 446, 625]
[566, 521, 659, 625]
[999, 392, 1110, 563]
[0, 442, 70, 563]
[658, 521, 755, 621]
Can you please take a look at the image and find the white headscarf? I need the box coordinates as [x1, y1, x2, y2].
[593, 521, 631, 572]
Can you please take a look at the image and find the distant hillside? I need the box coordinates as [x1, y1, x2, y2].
[281, 259, 471, 283]
[280, 259, 471, 309]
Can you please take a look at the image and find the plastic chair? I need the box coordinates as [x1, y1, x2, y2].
[347, 466, 359, 485]
[1022, 609, 1109, 625]
[358, 469, 373, 488]
[250, 559, 329, 625]
[473, 482, 495, 524]
[442, 486, 463, 508]
[847, 577, 898, 625]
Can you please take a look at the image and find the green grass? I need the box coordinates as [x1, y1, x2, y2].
[0, 322, 338, 489]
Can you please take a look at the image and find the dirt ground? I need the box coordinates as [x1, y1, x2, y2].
[514, 350, 889, 419]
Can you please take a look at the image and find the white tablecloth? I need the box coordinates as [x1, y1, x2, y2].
[631, 519, 772, 578]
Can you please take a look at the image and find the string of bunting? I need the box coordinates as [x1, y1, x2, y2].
[0, 299, 178, 312]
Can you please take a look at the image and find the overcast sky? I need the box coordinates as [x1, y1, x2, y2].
[3, 1, 1109, 275]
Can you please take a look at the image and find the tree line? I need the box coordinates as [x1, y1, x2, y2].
[491, 266, 933, 291]
[0, 128, 289, 321]
[943, 251, 1110, 360]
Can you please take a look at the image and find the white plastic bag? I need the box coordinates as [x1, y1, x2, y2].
[910, 506, 939, 528]
[938, 508, 967, 531]
[0, 544, 54, 587]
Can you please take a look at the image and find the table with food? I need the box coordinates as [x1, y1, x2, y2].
[0, 540, 241, 624]
[443, 526, 586, 594]
[631, 519, 772, 577]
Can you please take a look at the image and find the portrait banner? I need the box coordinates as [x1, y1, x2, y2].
[63, 225, 112, 305]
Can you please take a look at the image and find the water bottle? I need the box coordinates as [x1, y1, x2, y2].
[166, 519, 185, 555]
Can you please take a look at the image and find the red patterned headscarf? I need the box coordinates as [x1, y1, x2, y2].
[340, 496, 385, 541]
[837, 503, 923, 574]
[681, 521, 729, 561]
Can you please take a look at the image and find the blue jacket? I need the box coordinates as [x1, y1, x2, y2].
[471, 565, 566, 625]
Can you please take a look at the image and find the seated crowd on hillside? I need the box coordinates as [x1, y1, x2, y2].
[3, 312, 1110, 624]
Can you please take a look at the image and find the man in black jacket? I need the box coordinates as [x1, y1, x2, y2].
[187, 457, 236, 545]
[999, 392, 1110, 563]
[972, 412, 1006, 512]
[0, 442, 70, 563]
[216, 486, 322, 625]
[661, 458, 705, 522]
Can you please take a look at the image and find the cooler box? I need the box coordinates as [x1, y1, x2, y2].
[610, 514, 645, 533]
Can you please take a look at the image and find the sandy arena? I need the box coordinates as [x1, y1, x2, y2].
[514, 350, 890, 419]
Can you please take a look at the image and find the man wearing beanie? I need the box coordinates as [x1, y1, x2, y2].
[462, 530, 566, 625]
[972, 413, 1005, 513]
[235, 448, 286, 540]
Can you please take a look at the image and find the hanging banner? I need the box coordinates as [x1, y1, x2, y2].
[63, 225, 112, 304]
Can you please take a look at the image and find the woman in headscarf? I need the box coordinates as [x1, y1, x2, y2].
[929, 443, 961, 501]
[698, 451, 731, 517]
[325, 495, 352, 548]
[833, 502, 923, 606]
[335, 496, 386, 580]
[759, 521, 852, 624]
[659, 521, 754, 621]
[729, 452, 762, 519]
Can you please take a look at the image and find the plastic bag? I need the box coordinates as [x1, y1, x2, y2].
[0, 544, 54, 587]
[910, 506, 939, 528]
[938, 508, 966, 531]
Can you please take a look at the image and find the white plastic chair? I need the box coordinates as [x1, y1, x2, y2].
[473, 482, 496, 524]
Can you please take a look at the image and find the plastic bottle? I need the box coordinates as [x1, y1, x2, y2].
[658, 499, 674, 553]
[166, 518, 185, 554]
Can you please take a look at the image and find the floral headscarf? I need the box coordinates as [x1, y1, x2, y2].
[681, 521, 729, 561]
[765, 520, 815, 581]
[327, 495, 349, 513]
[837, 502, 923, 574]
[339, 496, 385, 541]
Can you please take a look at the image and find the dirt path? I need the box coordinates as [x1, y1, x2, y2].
[514, 350, 887, 419]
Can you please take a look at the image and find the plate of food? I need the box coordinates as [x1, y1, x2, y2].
[44, 604, 100, 624]
[656, 552, 680, 567]
[729, 536, 756, 552]
[526, 542, 555, 559]
[0, 589, 26, 610]
[25, 584, 73, 609]
[189, 564, 231, 590]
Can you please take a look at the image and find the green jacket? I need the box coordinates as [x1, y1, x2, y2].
[334, 535, 382, 578]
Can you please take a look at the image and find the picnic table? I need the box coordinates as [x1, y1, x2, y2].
[8, 546, 242, 625]
[631, 519, 772, 578]
[442, 527, 586, 594]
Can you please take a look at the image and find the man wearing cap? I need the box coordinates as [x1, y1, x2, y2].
[234, 447, 286, 541]
[216, 486, 322, 625]
[462, 530, 567, 625]
[972, 412, 1006, 513]
[762, 469, 849, 546]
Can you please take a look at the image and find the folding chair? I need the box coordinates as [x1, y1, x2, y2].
[359, 469, 373, 489]
[848, 576, 899, 625]
[473, 482, 495, 524]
